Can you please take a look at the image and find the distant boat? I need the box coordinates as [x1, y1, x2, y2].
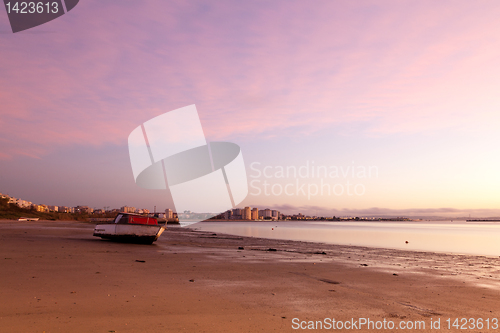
[18, 217, 39, 221]
[93, 213, 165, 244]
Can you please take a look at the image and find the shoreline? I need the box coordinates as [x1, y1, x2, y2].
[194, 220, 500, 258]
[1, 220, 499, 332]
[190, 224, 500, 288]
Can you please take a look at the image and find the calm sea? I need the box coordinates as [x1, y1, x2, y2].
[193, 221, 500, 257]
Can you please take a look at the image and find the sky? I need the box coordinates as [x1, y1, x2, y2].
[1, 0, 500, 217]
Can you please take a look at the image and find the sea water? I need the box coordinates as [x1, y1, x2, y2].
[193, 221, 500, 257]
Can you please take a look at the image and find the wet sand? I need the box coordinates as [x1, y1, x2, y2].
[1, 220, 500, 332]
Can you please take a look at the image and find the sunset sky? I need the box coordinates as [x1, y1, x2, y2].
[1, 1, 500, 217]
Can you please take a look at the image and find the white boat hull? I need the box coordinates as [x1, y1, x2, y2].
[93, 223, 165, 244]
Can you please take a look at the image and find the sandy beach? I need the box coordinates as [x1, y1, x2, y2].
[1, 220, 500, 332]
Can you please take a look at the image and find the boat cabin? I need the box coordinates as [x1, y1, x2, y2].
[114, 213, 158, 226]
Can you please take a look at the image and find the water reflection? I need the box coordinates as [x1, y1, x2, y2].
[193, 221, 500, 256]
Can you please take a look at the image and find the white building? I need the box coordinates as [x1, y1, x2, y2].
[120, 206, 135, 213]
[18, 200, 33, 209]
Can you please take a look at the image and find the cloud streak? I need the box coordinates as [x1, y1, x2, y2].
[1, 0, 500, 159]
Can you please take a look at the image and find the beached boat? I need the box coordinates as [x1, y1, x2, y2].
[93, 213, 165, 244]
[18, 217, 39, 221]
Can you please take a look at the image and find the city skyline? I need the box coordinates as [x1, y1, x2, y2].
[1, 191, 495, 221]
[1, 1, 500, 217]
[1, 191, 286, 220]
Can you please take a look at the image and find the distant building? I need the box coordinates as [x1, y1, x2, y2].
[18, 200, 33, 209]
[120, 206, 135, 213]
[260, 208, 272, 219]
[32, 204, 48, 212]
[5, 197, 32, 208]
[47, 205, 59, 212]
[165, 209, 173, 219]
[243, 207, 251, 220]
[251, 208, 259, 220]
[232, 208, 242, 219]
[291, 213, 305, 220]
[58, 206, 70, 213]
[75, 206, 93, 214]
[221, 210, 230, 219]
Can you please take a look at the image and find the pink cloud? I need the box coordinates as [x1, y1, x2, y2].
[1, 0, 500, 158]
